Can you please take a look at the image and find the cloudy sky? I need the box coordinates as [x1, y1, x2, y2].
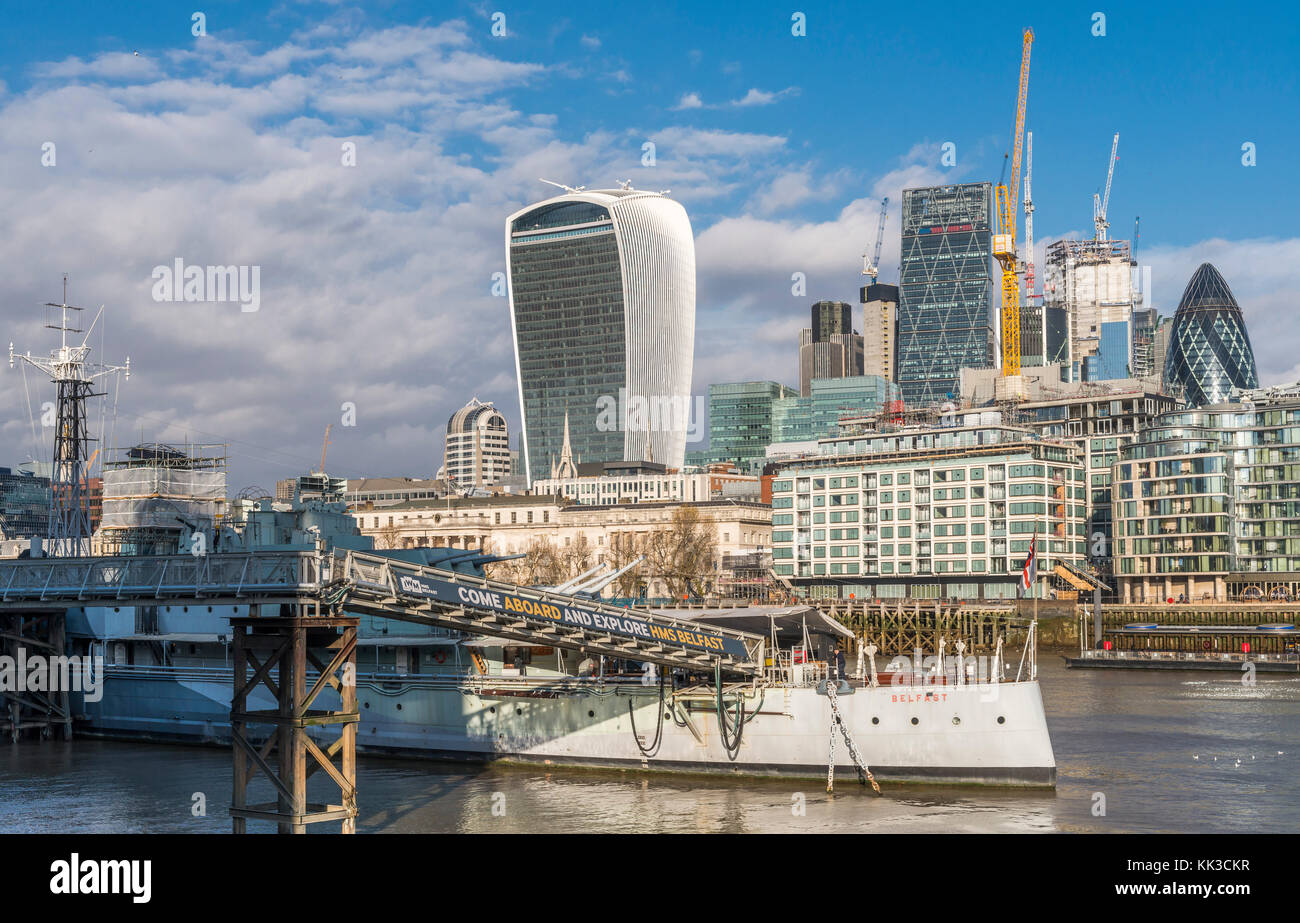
[2, 1, 1297, 490]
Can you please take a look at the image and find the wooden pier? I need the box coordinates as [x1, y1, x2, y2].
[230, 610, 359, 834]
[814, 599, 1025, 656]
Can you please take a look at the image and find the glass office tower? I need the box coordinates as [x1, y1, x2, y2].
[896, 183, 995, 406]
[1162, 262, 1258, 407]
[506, 189, 696, 485]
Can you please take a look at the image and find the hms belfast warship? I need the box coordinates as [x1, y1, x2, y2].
[16, 462, 1054, 787]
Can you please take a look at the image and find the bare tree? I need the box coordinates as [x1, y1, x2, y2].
[487, 536, 564, 587]
[645, 506, 717, 599]
[375, 522, 400, 550]
[559, 532, 596, 584]
[605, 531, 649, 598]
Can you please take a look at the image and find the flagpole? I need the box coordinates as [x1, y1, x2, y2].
[1032, 520, 1039, 680]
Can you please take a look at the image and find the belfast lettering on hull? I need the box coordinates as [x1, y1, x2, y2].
[393, 572, 748, 659]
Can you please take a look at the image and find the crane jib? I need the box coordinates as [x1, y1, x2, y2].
[392, 571, 751, 659]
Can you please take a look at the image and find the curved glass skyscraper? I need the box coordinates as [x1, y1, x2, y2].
[1162, 263, 1258, 407]
[506, 188, 695, 485]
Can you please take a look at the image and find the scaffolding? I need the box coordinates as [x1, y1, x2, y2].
[95, 443, 228, 556]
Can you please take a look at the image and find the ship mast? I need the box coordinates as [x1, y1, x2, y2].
[9, 275, 130, 556]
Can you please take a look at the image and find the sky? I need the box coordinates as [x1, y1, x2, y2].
[1, 0, 1297, 491]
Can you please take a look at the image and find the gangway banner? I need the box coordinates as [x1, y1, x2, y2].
[392, 571, 751, 659]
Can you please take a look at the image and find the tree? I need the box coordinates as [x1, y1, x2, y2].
[645, 506, 717, 599]
[375, 522, 400, 550]
[487, 536, 564, 587]
[605, 531, 650, 598]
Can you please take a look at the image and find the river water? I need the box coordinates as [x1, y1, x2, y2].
[1, 656, 1296, 833]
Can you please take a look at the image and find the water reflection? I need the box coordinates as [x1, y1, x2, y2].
[0, 657, 1295, 833]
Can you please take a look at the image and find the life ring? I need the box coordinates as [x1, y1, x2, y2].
[434, 649, 447, 664]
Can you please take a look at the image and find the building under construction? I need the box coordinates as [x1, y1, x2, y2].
[93, 443, 227, 556]
[1041, 238, 1137, 379]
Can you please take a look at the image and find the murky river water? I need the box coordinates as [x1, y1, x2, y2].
[1, 656, 1296, 833]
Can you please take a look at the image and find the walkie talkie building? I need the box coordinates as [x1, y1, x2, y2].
[505, 188, 696, 485]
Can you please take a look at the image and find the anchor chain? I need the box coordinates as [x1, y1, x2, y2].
[825, 681, 881, 795]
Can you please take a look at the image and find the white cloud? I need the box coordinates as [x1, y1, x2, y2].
[673, 92, 703, 110]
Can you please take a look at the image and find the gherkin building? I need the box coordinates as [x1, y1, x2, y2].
[1162, 263, 1258, 407]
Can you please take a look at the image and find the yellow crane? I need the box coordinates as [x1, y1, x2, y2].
[993, 27, 1033, 379]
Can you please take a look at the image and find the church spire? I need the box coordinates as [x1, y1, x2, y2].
[555, 409, 578, 479]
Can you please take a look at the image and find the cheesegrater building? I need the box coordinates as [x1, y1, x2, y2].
[506, 188, 696, 485]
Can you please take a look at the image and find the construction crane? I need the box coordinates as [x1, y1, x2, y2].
[318, 423, 332, 473]
[993, 27, 1033, 379]
[1093, 132, 1119, 241]
[862, 196, 889, 284]
[1133, 215, 1140, 260]
[1024, 130, 1036, 304]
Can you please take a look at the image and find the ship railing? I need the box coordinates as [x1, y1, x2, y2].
[0, 551, 324, 606]
[1076, 649, 1300, 664]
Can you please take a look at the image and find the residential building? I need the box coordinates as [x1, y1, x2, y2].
[1112, 383, 1300, 602]
[896, 182, 995, 407]
[768, 422, 1086, 600]
[506, 187, 695, 484]
[443, 398, 511, 488]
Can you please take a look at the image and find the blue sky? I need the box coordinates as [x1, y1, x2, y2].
[1, 1, 1297, 487]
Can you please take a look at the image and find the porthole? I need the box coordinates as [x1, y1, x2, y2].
[665, 711, 672, 720]
[396, 704, 402, 711]
[871, 716, 880, 725]
[997, 715, 1006, 725]
[952, 716, 961, 726]
[588, 710, 596, 718]
[910, 717, 919, 726]
[363, 702, 369, 709]
[489, 706, 496, 714]
[516, 708, 523, 716]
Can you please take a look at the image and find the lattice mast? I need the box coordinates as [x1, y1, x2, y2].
[862, 196, 890, 284]
[1024, 130, 1036, 303]
[993, 27, 1033, 378]
[8, 276, 129, 556]
[1093, 133, 1119, 242]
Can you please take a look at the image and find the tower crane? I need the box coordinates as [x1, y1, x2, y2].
[1024, 130, 1036, 304]
[993, 27, 1033, 379]
[862, 196, 889, 284]
[1093, 133, 1118, 241]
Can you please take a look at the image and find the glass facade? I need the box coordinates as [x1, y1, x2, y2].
[772, 375, 900, 444]
[0, 466, 51, 540]
[896, 183, 994, 407]
[707, 381, 797, 471]
[507, 192, 696, 484]
[1113, 388, 1300, 601]
[1161, 263, 1258, 407]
